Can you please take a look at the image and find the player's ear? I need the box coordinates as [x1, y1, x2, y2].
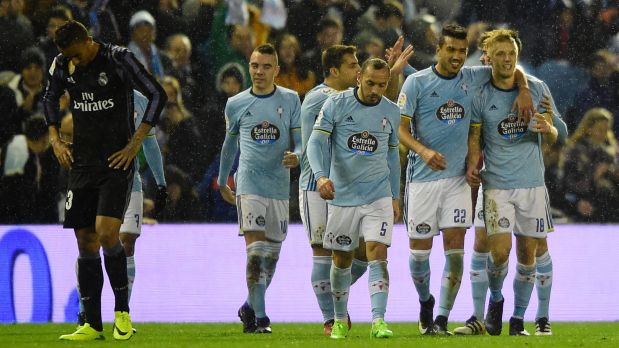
[274, 65, 280, 78]
[356, 71, 361, 85]
[329, 67, 338, 78]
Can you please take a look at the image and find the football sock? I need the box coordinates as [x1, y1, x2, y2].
[311, 256, 334, 322]
[368, 260, 389, 320]
[535, 252, 553, 320]
[263, 241, 281, 288]
[438, 249, 464, 318]
[103, 242, 129, 313]
[126, 256, 135, 303]
[351, 258, 368, 285]
[488, 256, 508, 302]
[77, 254, 104, 331]
[513, 262, 536, 318]
[246, 241, 267, 318]
[470, 251, 490, 319]
[331, 264, 352, 321]
[409, 249, 432, 302]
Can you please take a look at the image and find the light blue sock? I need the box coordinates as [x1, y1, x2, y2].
[409, 249, 432, 302]
[368, 260, 389, 320]
[513, 263, 536, 318]
[351, 258, 368, 285]
[246, 241, 267, 318]
[438, 249, 464, 318]
[470, 251, 489, 319]
[488, 257, 508, 302]
[330, 264, 352, 321]
[535, 252, 553, 320]
[311, 256, 334, 322]
[126, 256, 135, 303]
[263, 241, 282, 288]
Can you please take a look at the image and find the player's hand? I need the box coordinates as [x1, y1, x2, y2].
[392, 199, 401, 222]
[219, 184, 236, 205]
[153, 185, 168, 219]
[512, 87, 534, 122]
[108, 142, 140, 170]
[420, 148, 446, 171]
[386, 36, 414, 76]
[529, 113, 553, 133]
[317, 176, 335, 200]
[540, 95, 554, 116]
[282, 151, 299, 168]
[466, 167, 481, 188]
[51, 138, 73, 169]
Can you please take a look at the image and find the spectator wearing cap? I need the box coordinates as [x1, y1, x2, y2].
[128, 10, 165, 79]
[0, 115, 61, 223]
[7, 46, 46, 127]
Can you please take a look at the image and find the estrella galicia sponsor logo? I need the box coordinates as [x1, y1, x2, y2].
[416, 223, 431, 234]
[436, 99, 464, 125]
[498, 217, 510, 228]
[255, 215, 266, 226]
[347, 130, 378, 155]
[98, 72, 108, 86]
[477, 209, 484, 221]
[251, 121, 280, 144]
[335, 235, 352, 246]
[498, 113, 527, 139]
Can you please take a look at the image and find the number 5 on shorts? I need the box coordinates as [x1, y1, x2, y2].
[380, 222, 387, 236]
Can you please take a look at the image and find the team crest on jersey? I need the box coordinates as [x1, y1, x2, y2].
[436, 99, 465, 125]
[498, 113, 527, 139]
[277, 106, 283, 118]
[397, 92, 407, 108]
[477, 209, 484, 221]
[98, 72, 108, 86]
[460, 82, 469, 95]
[416, 223, 431, 234]
[348, 130, 377, 155]
[498, 217, 510, 228]
[251, 121, 280, 144]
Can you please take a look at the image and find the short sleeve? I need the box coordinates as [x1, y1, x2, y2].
[313, 96, 336, 134]
[224, 100, 240, 135]
[399, 74, 418, 119]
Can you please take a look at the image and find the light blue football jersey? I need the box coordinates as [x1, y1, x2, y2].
[130, 90, 152, 193]
[313, 88, 400, 206]
[225, 86, 301, 199]
[471, 78, 549, 190]
[399, 65, 491, 183]
[299, 83, 340, 191]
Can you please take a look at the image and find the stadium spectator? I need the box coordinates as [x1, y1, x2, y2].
[7, 47, 46, 124]
[274, 33, 316, 99]
[0, 115, 60, 223]
[561, 107, 619, 222]
[161, 33, 203, 113]
[354, 0, 403, 53]
[302, 17, 344, 84]
[404, 14, 438, 70]
[36, 6, 72, 70]
[0, 0, 35, 72]
[128, 10, 165, 79]
[158, 164, 203, 222]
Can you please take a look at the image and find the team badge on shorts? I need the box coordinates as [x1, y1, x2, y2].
[477, 210, 484, 220]
[256, 216, 266, 226]
[336, 235, 352, 246]
[498, 217, 510, 228]
[416, 223, 431, 234]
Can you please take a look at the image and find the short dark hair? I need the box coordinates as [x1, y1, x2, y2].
[221, 65, 243, 84]
[253, 43, 278, 64]
[360, 58, 390, 75]
[21, 47, 46, 70]
[54, 20, 89, 50]
[322, 45, 357, 78]
[438, 24, 468, 47]
[24, 115, 48, 141]
[318, 17, 343, 33]
[375, 1, 404, 20]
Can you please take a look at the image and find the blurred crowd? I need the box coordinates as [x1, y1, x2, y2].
[0, 0, 617, 224]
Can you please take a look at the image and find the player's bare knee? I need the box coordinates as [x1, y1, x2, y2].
[536, 238, 548, 256]
[120, 233, 137, 256]
[474, 228, 490, 252]
[332, 250, 354, 268]
[311, 245, 332, 257]
[410, 238, 432, 251]
[243, 230, 266, 246]
[365, 242, 388, 261]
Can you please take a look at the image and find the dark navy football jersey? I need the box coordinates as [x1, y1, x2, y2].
[43, 42, 166, 168]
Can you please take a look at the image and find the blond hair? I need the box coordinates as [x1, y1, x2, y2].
[568, 107, 617, 153]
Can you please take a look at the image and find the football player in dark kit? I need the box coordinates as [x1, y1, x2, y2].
[43, 20, 167, 341]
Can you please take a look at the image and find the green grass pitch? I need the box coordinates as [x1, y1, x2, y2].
[1, 322, 619, 347]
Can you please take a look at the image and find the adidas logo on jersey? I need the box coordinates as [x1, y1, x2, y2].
[245, 111, 253, 117]
[344, 115, 355, 123]
[490, 105, 498, 111]
[430, 91, 439, 98]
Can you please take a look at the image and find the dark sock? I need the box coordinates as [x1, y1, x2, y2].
[103, 243, 129, 312]
[77, 257, 104, 331]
